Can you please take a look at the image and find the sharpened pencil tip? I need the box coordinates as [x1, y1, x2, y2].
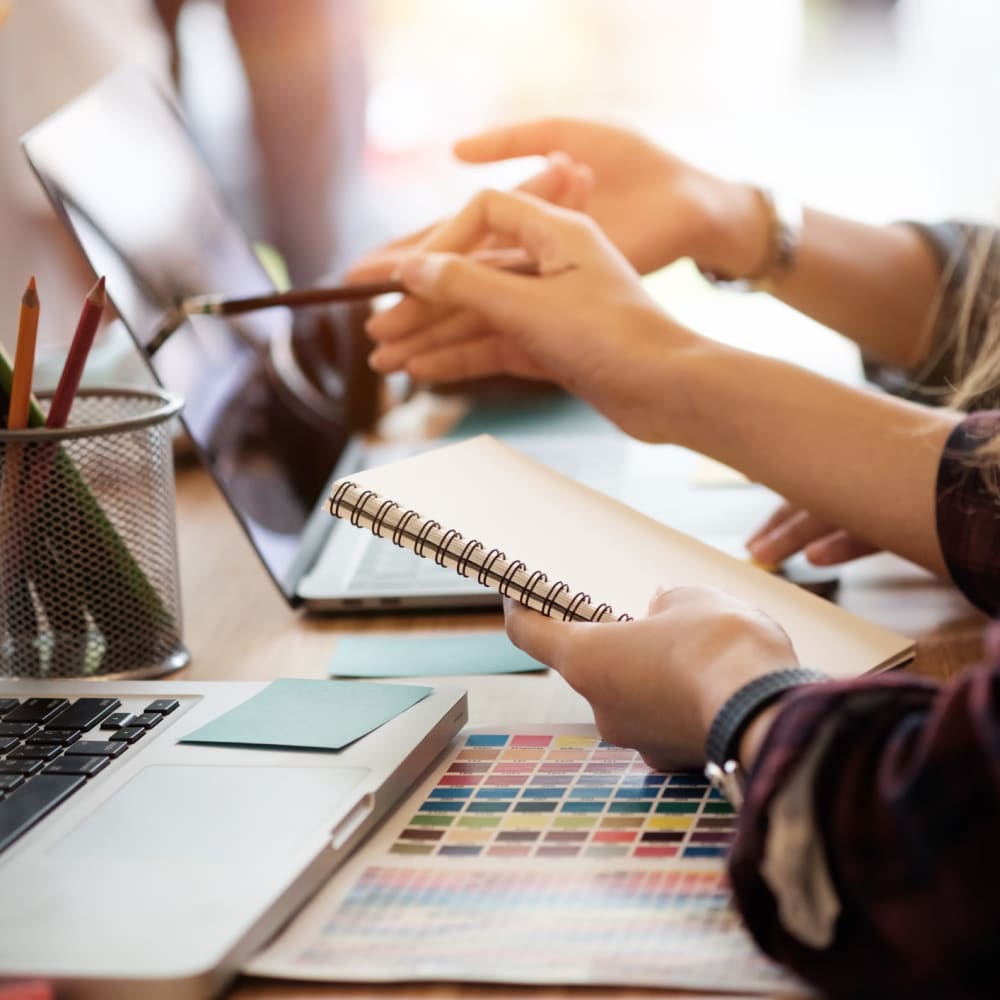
[22, 276, 39, 309]
[89, 275, 107, 305]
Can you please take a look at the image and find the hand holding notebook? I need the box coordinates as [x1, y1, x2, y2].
[328, 435, 912, 679]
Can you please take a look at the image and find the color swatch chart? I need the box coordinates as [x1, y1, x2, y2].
[389, 730, 736, 860]
[252, 729, 803, 993]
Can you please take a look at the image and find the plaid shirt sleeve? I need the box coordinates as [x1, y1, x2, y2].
[727, 411, 1000, 999]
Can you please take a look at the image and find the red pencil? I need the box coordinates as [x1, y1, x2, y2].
[46, 276, 106, 429]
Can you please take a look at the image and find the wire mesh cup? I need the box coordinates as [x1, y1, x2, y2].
[0, 388, 189, 679]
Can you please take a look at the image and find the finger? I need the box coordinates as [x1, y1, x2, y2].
[369, 330, 498, 379]
[747, 509, 836, 566]
[375, 332, 545, 383]
[504, 597, 575, 669]
[368, 310, 488, 371]
[646, 583, 728, 617]
[366, 294, 453, 342]
[346, 222, 440, 282]
[517, 151, 576, 201]
[559, 163, 595, 211]
[454, 118, 575, 163]
[395, 250, 556, 324]
[804, 531, 877, 565]
[419, 188, 580, 274]
[745, 500, 798, 548]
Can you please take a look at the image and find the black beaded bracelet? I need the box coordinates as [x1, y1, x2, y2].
[705, 668, 831, 768]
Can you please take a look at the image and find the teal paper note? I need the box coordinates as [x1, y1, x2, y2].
[329, 632, 547, 678]
[181, 679, 432, 751]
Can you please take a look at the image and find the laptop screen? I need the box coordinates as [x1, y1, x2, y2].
[21, 68, 364, 602]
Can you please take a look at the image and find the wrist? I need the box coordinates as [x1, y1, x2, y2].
[738, 703, 781, 769]
[704, 668, 830, 800]
[597, 305, 707, 443]
[688, 179, 771, 280]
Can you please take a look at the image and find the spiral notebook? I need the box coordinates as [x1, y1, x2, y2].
[327, 435, 913, 677]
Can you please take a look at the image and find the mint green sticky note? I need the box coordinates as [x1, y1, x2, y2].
[329, 633, 547, 678]
[181, 678, 432, 751]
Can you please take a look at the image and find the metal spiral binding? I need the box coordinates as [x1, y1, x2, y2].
[328, 480, 633, 623]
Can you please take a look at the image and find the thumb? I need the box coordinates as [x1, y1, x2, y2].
[503, 597, 575, 671]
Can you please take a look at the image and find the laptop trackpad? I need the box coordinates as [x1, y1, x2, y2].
[50, 764, 369, 864]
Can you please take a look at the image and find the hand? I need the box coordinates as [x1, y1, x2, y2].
[366, 188, 701, 441]
[505, 585, 799, 771]
[352, 150, 594, 388]
[746, 500, 879, 567]
[352, 117, 765, 394]
[351, 117, 765, 281]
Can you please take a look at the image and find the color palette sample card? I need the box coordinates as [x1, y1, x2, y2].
[246, 726, 804, 994]
[390, 731, 733, 861]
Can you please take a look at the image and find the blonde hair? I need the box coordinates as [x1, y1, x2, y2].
[928, 226, 1000, 495]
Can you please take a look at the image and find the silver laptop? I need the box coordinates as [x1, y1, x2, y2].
[0, 678, 466, 998]
[22, 68, 631, 614]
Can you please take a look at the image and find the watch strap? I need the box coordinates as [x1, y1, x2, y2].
[700, 186, 802, 292]
[705, 668, 830, 767]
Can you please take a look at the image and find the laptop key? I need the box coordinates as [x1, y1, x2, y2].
[7, 745, 62, 762]
[0, 775, 24, 794]
[65, 740, 127, 758]
[0, 737, 18, 754]
[44, 756, 109, 778]
[3, 699, 70, 724]
[0, 722, 37, 739]
[26, 731, 80, 748]
[145, 699, 179, 715]
[108, 726, 146, 744]
[0, 774, 86, 853]
[0, 699, 19, 718]
[0, 759, 44, 776]
[101, 712, 137, 731]
[128, 713, 162, 730]
[46, 698, 121, 732]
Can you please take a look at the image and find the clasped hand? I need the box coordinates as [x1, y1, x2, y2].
[506, 585, 798, 771]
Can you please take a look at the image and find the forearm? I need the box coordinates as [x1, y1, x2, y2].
[699, 190, 943, 369]
[658, 337, 960, 574]
[768, 211, 942, 369]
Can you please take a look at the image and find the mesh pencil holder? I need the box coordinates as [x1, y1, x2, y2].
[0, 387, 189, 679]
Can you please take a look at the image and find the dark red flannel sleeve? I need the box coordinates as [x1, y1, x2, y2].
[729, 653, 1000, 1000]
[727, 412, 1000, 999]
[936, 411, 1000, 616]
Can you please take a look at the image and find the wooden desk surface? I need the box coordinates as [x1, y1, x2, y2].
[172, 455, 985, 1000]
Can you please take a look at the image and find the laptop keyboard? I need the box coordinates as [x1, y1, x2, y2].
[349, 537, 484, 594]
[0, 695, 179, 854]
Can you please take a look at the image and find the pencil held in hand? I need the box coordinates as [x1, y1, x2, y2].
[177, 249, 548, 319]
[46, 276, 106, 429]
[8, 276, 40, 430]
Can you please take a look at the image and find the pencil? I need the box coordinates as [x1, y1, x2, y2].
[8, 276, 40, 430]
[177, 250, 549, 319]
[180, 277, 411, 317]
[46, 276, 106, 429]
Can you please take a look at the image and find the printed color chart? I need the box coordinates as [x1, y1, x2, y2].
[390, 730, 734, 860]
[257, 728, 804, 994]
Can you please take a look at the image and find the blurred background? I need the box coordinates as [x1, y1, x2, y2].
[3, 0, 1000, 385]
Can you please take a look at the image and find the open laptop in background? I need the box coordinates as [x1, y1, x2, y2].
[0, 678, 466, 998]
[21, 67, 633, 614]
